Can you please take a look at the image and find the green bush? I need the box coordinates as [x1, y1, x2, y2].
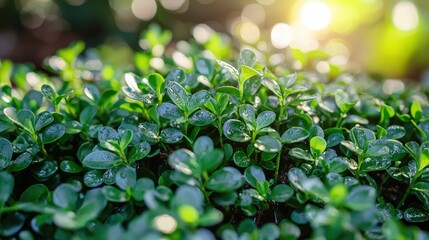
[0, 27, 429, 239]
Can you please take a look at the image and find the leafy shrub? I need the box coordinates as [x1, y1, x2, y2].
[1, 28, 429, 239]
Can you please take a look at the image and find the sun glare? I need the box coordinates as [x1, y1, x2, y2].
[299, 1, 332, 31]
[392, 1, 418, 31]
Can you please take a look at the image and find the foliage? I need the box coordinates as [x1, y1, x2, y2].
[0, 26, 429, 239]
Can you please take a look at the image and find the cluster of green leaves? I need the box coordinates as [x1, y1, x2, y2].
[1, 26, 429, 239]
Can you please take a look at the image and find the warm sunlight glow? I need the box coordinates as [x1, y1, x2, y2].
[392, 1, 418, 31]
[154, 214, 177, 234]
[299, 1, 332, 30]
[271, 23, 293, 49]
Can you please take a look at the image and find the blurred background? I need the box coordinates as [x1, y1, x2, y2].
[0, 0, 428, 80]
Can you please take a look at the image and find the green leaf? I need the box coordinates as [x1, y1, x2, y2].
[350, 127, 369, 151]
[360, 157, 391, 172]
[384, 125, 406, 139]
[216, 60, 239, 80]
[216, 86, 240, 98]
[412, 182, 429, 193]
[198, 208, 223, 227]
[341, 140, 362, 154]
[289, 148, 314, 161]
[0, 171, 14, 208]
[4, 107, 35, 134]
[335, 90, 357, 113]
[239, 104, 256, 125]
[60, 160, 83, 173]
[419, 148, 429, 172]
[196, 58, 214, 77]
[139, 122, 159, 140]
[79, 105, 97, 125]
[404, 207, 429, 222]
[244, 165, 266, 188]
[238, 49, 256, 67]
[83, 84, 100, 103]
[233, 151, 250, 168]
[102, 186, 130, 202]
[256, 111, 276, 130]
[82, 150, 122, 170]
[115, 166, 136, 190]
[262, 77, 282, 98]
[41, 123, 65, 144]
[243, 75, 261, 99]
[83, 170, 104, 187]
[0, 138, 13, 169]
[269, 184, 294, 202]
[193, 136, 214, 156]
[310, 136, 327, 157]
[189, 110, 216, 126]
[147, 73, 165, 96]
[119, 129, 133, 150]
[53, 183, 79, 210]
[254, 135, 282, 153]
[240, 65, 260, 84]
[199, 149, 224, 173]
[168, 149, 197, 176]
[41, 84, 57, 100]
[301, 178, 329, 202]
[410, 101, 422, 121]
[160, 128, 183, 144]
[128, 141, 151, 162]
[132, 178, 155, 201]
[346, 186, 376, 211]
[281, 127, 310, 144]
[223, 119, 251, 142]
[0, 212, 25, 237]
[166, 81, 190, 111]
[32, 160, 58, 179]
[35, 111, 54, 131]
[188, 90, 211, 112]
[8, 152, 32, 172]
[157, 102, 184, 120]
[206, 167, 243, 192]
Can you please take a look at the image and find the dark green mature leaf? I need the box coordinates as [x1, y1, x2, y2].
[193, 136, 214, 156]
[269, 184, 294, 202]
[102, 186, 130, 202]
[200, 149, 224, 173]
[166, 81, 190, 111]
[206, 167, 243, 192]
[243, 75, 261, 99]
[189, 90, 211, 113]
[350, 127, 368, 151]
[8, 152, 32, 172]
[4, 107, 35, 133]
[238, 49, 256, 68]
[282, 127, 310, 144]
[233, 151, 250, 168]
[289, 148, 314, 161]
[168, 149, 197, 176]
[189, 110, 216, 126]
[223, 119, 251, 142]
[83, 170, 104, 187]
[245, 165, 266, 188]
[404, 207, 429, 222]
[216, 60, 239, 80]
[53, 184, 79, 210]
[256, 111, 276, 130]
[41, 84, 57, 100]
[196, 58, 214, 77]
[41, 123, 65, 144]
[32, 160, 58, 179]
[346, 186, 376, 211]
[262, 77, 282, 98]
[0, 138, 13, 169]
[82, 151, 122, 170]
[35, 111, 54, 131]
[79, 105, 97, 125]
[157, 102, 184, 120]
[254, 135, 282, 153]
[84, 84, 100, 103]
[60, 160, 83, 173]
[239, 104, 256, 125]
[0, 171, 14, 208]
[128, 141, 151, 162]
[335, 90, 357, 113]
[160, 128, 183, 143]
[115, 166, 136, 190]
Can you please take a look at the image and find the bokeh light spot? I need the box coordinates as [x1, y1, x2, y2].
[160, 0, 186, 11]
[300, 1, 332, 30]
[154, 214, 177, 234]
[271, 23, 293, 49]
[131, 0, 157, 21]
[239, 21, 260, 44]
[392, 1, 418, 31]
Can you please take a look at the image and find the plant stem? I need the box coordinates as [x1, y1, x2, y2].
[274, 152, 281, 184]
[397, 184, 411, 208]
[218, 118, 223, 147]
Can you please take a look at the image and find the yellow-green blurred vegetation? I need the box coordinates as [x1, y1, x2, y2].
[0, 0, 428, 80]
